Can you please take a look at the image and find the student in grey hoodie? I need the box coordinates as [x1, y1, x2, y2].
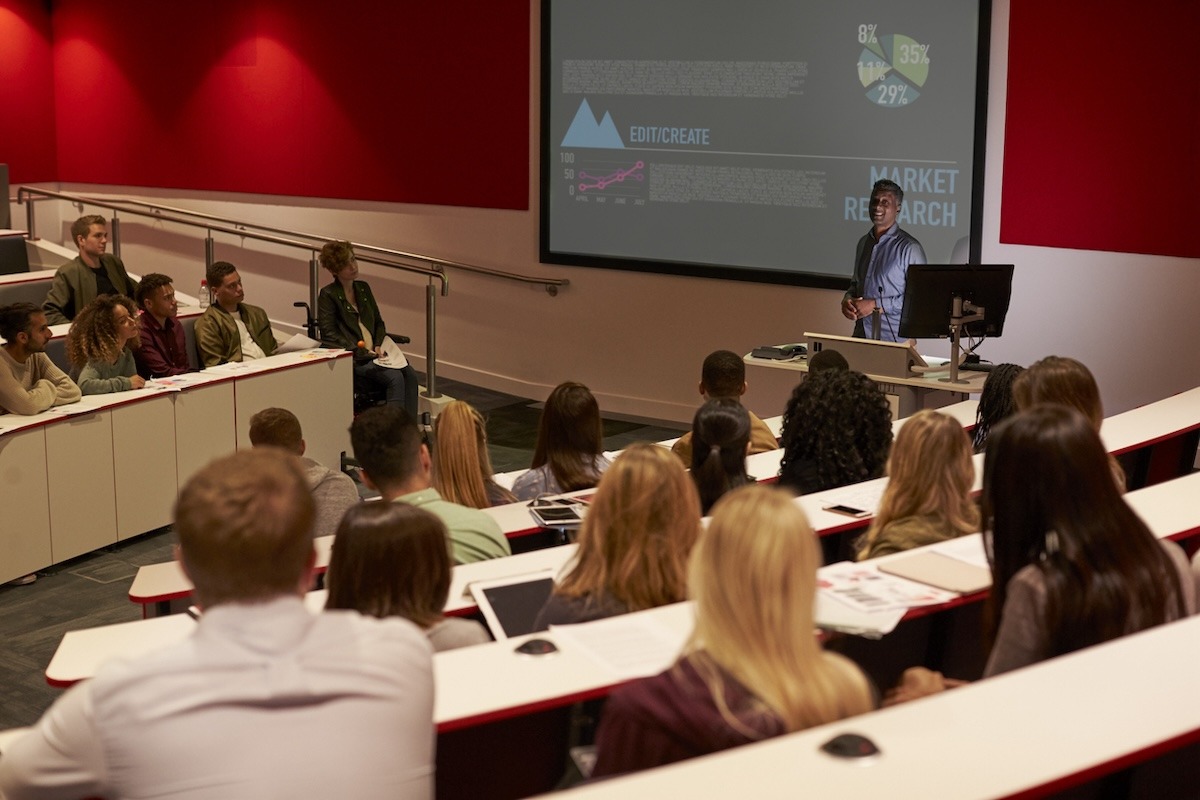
[249, 407, 359, 539]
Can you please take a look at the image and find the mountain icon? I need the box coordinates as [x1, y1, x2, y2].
[561, 99, 625, 149]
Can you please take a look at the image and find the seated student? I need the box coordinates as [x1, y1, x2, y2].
[981, 405, 1194, 675]
[194, 261, 278, 367]
[971, 363, 1023, 452]
[513, 381, 610, 501]
[249, 407, 359, 540]
[317, 240, 420, 417]
[806, 347, 850, 373]
[42, 214, 139, 325]
[534, 443, 700, 628]
[777, 369, 892, 495]
[855, 409, 979, 560]
[591, 485, 874, 777]
[890, 405, 1196, 703]
[350, 404, 510, 564]
[67, 295, 146, 394]
[1012, 355, 1124, 489]
[671, 350, 777, 465]
[133, 272, 191, 378]
[0, 449, 434, 800]
[0, 302, 81, 415]
[325, 503, 491, 652]
[431, 400, 517, 508]
[689, 397, 752, 515]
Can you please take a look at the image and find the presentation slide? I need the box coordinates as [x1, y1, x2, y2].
[541, 0, 988, 288]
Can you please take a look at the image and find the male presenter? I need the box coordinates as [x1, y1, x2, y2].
[841, 179, 925, 341]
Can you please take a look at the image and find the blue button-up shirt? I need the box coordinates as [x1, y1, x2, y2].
[850, 223, 926, 342]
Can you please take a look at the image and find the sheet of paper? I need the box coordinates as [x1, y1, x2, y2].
[929, 533, 989, 569]
[375, 336, 410, 369]
[549, 611, 693, 681]
[814, 592, 905, 638]
[276, 332, 322, 354]
[817, 560, 958, 615]
[823, 481, 887, 515]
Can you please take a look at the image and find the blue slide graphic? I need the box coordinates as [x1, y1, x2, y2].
[561, 99, 625, 149]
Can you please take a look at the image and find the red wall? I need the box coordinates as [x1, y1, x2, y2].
[0, 0, 57, 183]
[47, 0, 528, 209]
[1001, 2, 1200, 258]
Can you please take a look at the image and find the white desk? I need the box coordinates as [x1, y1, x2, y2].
[66, 470, 1200, 689]
[0, 268, 56, 308]
[0, 351, 352, 584]
[0, 727, 31, 755]
[560, 613, 1200, 800]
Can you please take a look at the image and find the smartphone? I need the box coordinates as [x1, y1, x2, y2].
[824, 504, 871, 518]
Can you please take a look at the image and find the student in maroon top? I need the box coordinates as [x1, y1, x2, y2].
[591, 486, 875, 777]
[133, 273, 190, 379]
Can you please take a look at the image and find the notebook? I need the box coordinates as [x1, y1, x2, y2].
[877, 550, 992, 594]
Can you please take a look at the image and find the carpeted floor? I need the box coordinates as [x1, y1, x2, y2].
[0, 376, 685, 731]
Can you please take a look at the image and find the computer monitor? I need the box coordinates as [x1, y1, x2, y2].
[898, 264, 1014, 340]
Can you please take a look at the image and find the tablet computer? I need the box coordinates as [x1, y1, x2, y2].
[529, 497, 588, 529]
[468, 573, 557, 641]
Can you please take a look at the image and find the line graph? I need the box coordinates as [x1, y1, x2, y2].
[579, 161, 645, 193]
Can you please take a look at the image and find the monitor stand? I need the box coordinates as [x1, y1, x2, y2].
[940, 296, 985, 385]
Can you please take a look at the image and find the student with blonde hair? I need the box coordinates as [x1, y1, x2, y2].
[592, 485, 874, 776]
[533, 443, 700, 627]
[432, 400, 516, 508]
[856, 410, 979, 560]
[325, 503, 490, 652]
[67, 294, 146, 394]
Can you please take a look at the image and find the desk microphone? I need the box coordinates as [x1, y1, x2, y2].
[879, 284, 899, 342]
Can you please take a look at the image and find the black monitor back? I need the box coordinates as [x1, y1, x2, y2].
[899, 264, 1014, 339]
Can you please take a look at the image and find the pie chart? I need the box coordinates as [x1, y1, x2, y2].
[857, 32, 930, 108]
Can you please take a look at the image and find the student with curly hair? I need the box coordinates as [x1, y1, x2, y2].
[777, 369, 891, 494]
[592, 486, 874, 776]
[855, 410, 979, 560]
[512, 381, 609, 501]
[325, 503, 490, 652]
[67, 295, 145, 394]
[431, 400, 516, 509]
[689, 398, 752, 515]
[533, 443, 700, 628]
[971, 363, 1024, 452]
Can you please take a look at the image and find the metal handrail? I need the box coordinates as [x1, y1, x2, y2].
[45, 193, 571, 296]
[20, 185, 570, 400]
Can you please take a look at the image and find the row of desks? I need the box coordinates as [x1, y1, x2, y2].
[22, 376, 1200, 798]
[52, 468, 1200, 707]
[40, 469, 1200, 799]
[0, 350, 353, 584]
[125, 399, 982, 615]
[562, 611, 1200, 800]
[123, 381, 1200, 617]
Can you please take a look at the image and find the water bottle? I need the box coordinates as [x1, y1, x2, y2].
[199, 279, 209, 309]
